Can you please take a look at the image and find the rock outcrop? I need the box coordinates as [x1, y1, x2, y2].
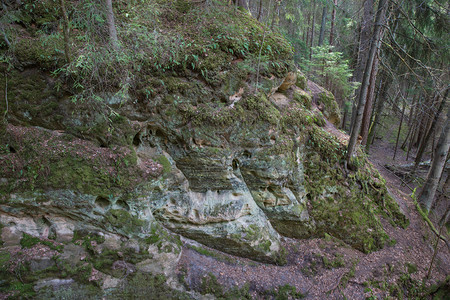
[0, 0, 407, 297]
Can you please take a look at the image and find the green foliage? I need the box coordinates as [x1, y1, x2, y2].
[304, 45, 358, 100]
[20, 233, 40, 248]
[406, 262, 417, 274]
[198, 272, 252, 299]
[44, 0, 293, 103]
[322, 253, 345, 269]
[272, 284, 305, 300]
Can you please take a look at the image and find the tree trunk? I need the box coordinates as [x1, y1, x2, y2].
[418, 105, 450, 212]
[350, 0, 374, 135]
[309, 0, 316, 60]
[393, 100, 406, 160]
[0, 73, 7, 141]
[414, 89, 448, 170]
[410, 93, 424, 148]
[360, 52, 380, 145]
[401, 94, 418, 150]
[59, 0, 71, 63]
[416, 93, 436, 148]
[346, 0, 388, 164]
[257, 0, 263, 20]
[329, 0, 337, 46]
[270, 1, 279, 30]
[318, 6, 327, 46]
[366, 77, 389, 151]
[105, 0, 119, 48]
[236, 0, 248, 9]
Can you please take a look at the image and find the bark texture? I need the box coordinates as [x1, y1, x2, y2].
[346, 0, 388, 164]
[418, 104, 450, 212]
[105, 0, 119, 47]
[59, 0, 71, 63]
[318, 6, 327, 46]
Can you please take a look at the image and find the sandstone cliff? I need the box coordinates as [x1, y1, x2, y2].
[0, 0, 407, 297]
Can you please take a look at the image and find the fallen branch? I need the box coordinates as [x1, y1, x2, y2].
[383, 164, 414, 191]
[414, 200, 450, 251]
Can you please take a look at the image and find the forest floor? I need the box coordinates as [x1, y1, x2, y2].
[175, 123, 450, 299]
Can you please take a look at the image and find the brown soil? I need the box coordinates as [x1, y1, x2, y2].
[175, 122, 450, 299]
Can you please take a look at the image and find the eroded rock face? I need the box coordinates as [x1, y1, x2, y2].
[0, 63, 408, 270]
[0, 5, 408, 293]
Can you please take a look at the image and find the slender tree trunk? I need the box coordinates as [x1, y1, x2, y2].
[59, 0, 71, 63]
[401, 94, 417, 150]
[414, 89, 448, 170]
[350, 0, 374, 135]
[105, 0, 119, 48]
[306, 10, 311, 51]
[367, 78, 389, 151]
[0, 73, 7, 140]
[341, 105, 349, 130]
[318, 6, 327, 46]
[270, 1, 279, 30]
[236, 0, 249, 9]
[346, 0, 388, 164]
[257, 0, 263, 20]
[360, 52, 380, 145]
[393, 100, 406, 160]
[309, 0, 316, 60]
[407, 115, 419, 161]
[418, 105, 450, 212]
[329, 0, 337, 46]
[410, 94, 424, 148]
[416, 94, 436, 148]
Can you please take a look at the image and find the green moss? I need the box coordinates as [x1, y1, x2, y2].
[1, 125, 152, 196]
[295, 70, 308, 90]
[174, 0, 192, 14]
[318, 91, 340, 126]
[155, 155, 171, 174]
[105, 209, 145, 235]
[339, 259, 358, 288]
[19, 233, 63, 251]
[200, 273, 223, 297]
[7, 282, 35, 298]
[14, 35, 64, 68]
[322, 253, 345, 269]
[187, 244, 235, 264]
[143, 224, 182, 254]
[406, 262, 417, 274]
[0, 251, 11, 267]
[280, 103, 318, 131]
[272, 284, 305, 300]
[72, 230, 105, 253]
[109, 272, 191, 299]
[275, 246, 288, 266]
[92, 249, 121, 275]
[302, 125, 405, 253]
[244, 93, 281, 125]
[293, 89, 312, 109]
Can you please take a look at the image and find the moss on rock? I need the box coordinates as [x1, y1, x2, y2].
[318, 91, 340, 126]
